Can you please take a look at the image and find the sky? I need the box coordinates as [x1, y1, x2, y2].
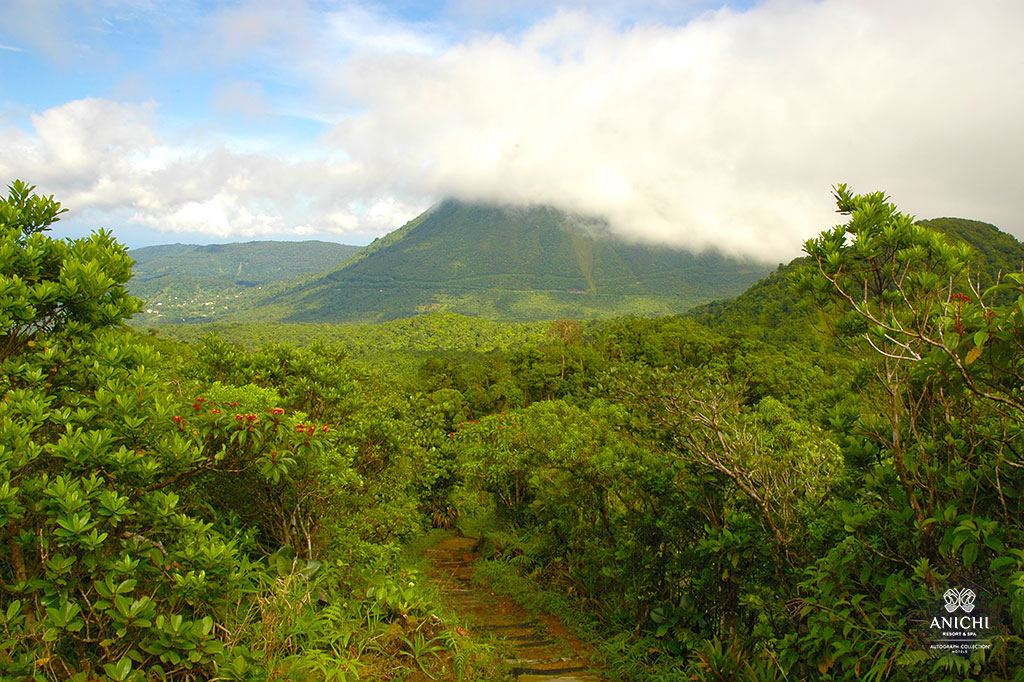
[1, 0, 1023, 262]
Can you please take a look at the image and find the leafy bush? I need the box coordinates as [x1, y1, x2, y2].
[0, 182, 256, 679]
[0, 182, 346, 680]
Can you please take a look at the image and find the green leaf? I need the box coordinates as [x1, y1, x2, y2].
[963, 542, 979, 569]
[4, 600, 21, 620]
[102, 657, 133, 682]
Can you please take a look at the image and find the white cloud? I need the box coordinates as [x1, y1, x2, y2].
[329, 0, 1024, 260]
[4, 0, 1024, 260]
[0, 98, 423, 244]
[323, 4, 447, 56]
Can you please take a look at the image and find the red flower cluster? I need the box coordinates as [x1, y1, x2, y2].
[270, 407, 285, 415]
[951, 292, 970, 303]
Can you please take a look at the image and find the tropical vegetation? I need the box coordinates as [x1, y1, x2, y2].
[2, 179, 1023, 680]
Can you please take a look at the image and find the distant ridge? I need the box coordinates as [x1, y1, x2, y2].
[131, 240, 361, 285]
[248, 199, 774, 323]
[129, 240, 361, 324]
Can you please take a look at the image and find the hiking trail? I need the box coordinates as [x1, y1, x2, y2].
[426, 535, 606, 682]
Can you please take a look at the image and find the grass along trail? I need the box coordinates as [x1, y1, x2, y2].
[426, 535, 605, 682]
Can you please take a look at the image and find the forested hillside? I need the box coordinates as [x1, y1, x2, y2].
[245, 200, 773, 323]
[4, 181, 1024, 681]
[687, 215, 1024, 346]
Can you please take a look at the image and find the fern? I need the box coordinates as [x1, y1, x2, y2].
[440, 629, 468, 681]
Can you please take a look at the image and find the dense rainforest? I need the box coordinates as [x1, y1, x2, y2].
[2, 180, 1024, 681]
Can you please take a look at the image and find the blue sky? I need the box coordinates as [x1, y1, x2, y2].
[1, 0, 1022, 260]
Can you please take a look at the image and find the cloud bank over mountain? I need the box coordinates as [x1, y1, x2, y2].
[334, 1, 1024, 259]
[2, 0, 1023, 259]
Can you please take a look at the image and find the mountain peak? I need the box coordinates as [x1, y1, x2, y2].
[254, 200, 773, 323]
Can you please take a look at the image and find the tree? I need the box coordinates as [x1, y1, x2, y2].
[0, 182, 251, 680]
[790, 185, 1024, 680]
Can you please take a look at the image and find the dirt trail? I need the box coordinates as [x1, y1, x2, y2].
[427, 535, 605, 682]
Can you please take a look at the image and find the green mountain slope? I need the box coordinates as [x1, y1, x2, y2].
[688, 216, 1024, 344]
[251, 200, 773, 323]
[130, 240, 360, 324]
[915, 217, 1024, 288]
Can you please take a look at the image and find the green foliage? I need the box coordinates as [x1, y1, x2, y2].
[0, 182, 247, 679]
[150, 312, 551, 359]
[10, 178, 1024, 681]
[453, 392, 838, 667]
[686, 257, 823, 346]
[1, 182, 140, 360]
[0, 180, 68, 239]
[689, 214, 1024, 348]
[788, 184, 1024, 680]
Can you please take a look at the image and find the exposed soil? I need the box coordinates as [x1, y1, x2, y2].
[426, 535, 605, 682]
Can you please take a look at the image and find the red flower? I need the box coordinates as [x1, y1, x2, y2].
[172, 416, 183, 423]
[192, 403, 201, 411]
[235, 414, 244, 421]
[210, 409, 221, 414]
[246, 414, 257, 421]
[321, 425, 330, 432]
[230, 402, 238, 407]
[270, 407, 285, 415]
